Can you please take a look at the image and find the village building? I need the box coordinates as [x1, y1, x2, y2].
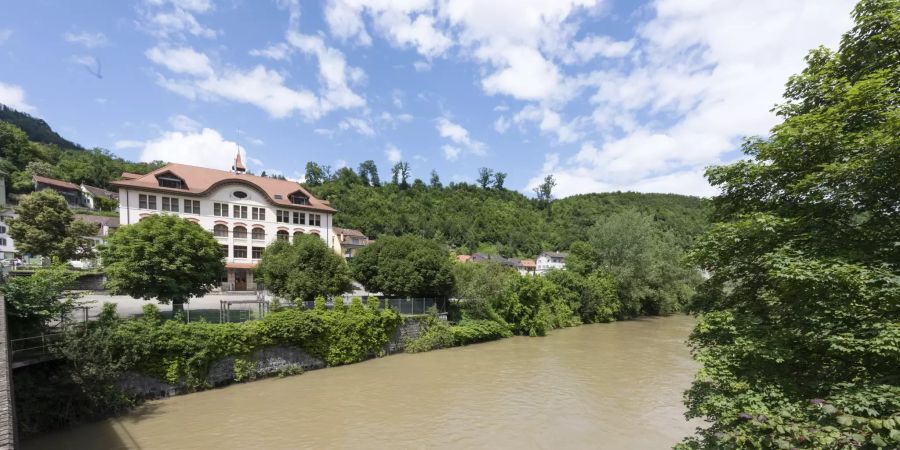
[32, 175, 118, 210]
[110, 154, 337, 291]
[330, 227, 369, 260]
[70, 214, 120, 269]
[0, 170, 13, 261]
[536, 251, 568, 275]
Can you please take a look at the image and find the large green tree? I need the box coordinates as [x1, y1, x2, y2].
[681, 1, 900, 448]
[8, 189, 96, 261]
[100, 215, 225, 313]
[0, 265, 78, 338]
[254, 234, 352, 302]
[350, 235, 454, 298]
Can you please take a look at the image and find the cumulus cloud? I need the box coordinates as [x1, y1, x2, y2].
[493, 115, 510, 134]
[168, 114, 201, 132]
[339, 117, 375, 136]
[436, 117, 486, 156]
[385, 144, 402, 163]
[137, 128, 247, 171]
[146, 46, 212, 76]
[141, 0, 217, 39]
[442, 144, 461, 161]
[0, 81, 35, 112]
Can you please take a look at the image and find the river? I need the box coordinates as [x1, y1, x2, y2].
[24, 315, 700, 449]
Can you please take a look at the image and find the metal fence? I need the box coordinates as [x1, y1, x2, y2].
[295, 296, 447, 315]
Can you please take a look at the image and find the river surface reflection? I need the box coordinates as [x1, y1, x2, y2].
[25, 315, 700, 449]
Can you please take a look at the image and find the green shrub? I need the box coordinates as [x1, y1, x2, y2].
[449, 319, 512, 345]
[406, 318, 455, 353]
[233, 358, 256, 382]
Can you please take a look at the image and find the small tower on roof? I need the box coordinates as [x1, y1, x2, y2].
[232, 150, 246, 174]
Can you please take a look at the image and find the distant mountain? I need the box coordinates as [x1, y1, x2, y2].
[0, 104, 82, 150]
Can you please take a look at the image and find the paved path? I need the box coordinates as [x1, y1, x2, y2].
[0, 296, 17, 449]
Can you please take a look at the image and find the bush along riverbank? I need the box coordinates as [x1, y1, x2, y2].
[16, 297, 402, 436]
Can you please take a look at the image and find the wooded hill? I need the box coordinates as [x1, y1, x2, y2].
[0, 105, 710, 255]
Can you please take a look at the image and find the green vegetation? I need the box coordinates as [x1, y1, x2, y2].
[254, 234, 353, 302]
[350, 235, 455, 298]
[14, 300, 402, 435]
[100, 215, 225, 313]
[406, 309, 512, 353]
[8, 189, 97, 261]
[0, 266, 79, 338]
[680, 1, 900, 448]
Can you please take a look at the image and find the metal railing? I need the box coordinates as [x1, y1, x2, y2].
[295, 296, 446, 315]
[10, 333, 62, 368]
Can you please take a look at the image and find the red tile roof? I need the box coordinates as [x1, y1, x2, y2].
[333, 227, 366, 237]
[111, 163, 336, 213]
[33, 175, 80, 191]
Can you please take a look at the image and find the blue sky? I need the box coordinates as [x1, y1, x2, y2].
[0, 0, 855, 196]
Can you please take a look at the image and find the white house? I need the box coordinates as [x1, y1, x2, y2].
[0, 170, 14, 261]
[110, 154, 337, 291]
[536, 251, 568, 275]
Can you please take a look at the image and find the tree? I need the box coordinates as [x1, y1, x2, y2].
[429, 170, 442, 189]
[493, 172, 507, 190]
[100, 215, 224, 314]
[9, 189, 94, 261]
[680, 1, 900, 448]
[0, 122, 43, 170]
[304, 161, 325, 186]
[568, 210, 700, 317]
[391, 162, 410, 188]
[255, 234, 352, 302]
[452, 260, 518, 322]
[350, 235, 454, 298]
[477, 167, 494, 188]
[0, 265, 79, 338]
[533, 174, 556, 209]
[358, 160, 381, 187]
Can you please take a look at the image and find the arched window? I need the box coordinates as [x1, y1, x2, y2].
[251, 228, 265, 240]
[213, 224, 228, 237]
[293, 231, 304, 241]
[277, 230, 289, 240]
[233, 226, 247, 239]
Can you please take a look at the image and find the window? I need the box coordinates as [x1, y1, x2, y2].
[233, 226, 247, 239]
[276, 210, 290, 223]
[0, 238, 6, 246]
[220, 245, 229, 258]
[138, 194, 157, 209]
[233, 205, 248, 219]
[310, 214, 321, 227]
[184, 199, 200, 214]
[293, 212, 305, 225]
[213, 202, 228, 217]
[161, 197, 179, 212]
[251, 228, 265, 240]
[233, 246, 248, 258]
[0, 225, 6, 233]
[157, 175, 184, 189]
[252, 207, 266, 221]
[293, 231, 303, 241]
[274, 194, 283, 200]
[289, 192, 309, 205]
[276, 230, 289, 240]
[252, 247, 264, 259]
[214, 224, 228, 237]
[233, 190, 248, 199]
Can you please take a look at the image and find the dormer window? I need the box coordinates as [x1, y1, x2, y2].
[156, 172, 186, 189]
[288, 191, 309, 205]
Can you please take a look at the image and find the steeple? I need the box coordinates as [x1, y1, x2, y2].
[232, 151, 246, 173]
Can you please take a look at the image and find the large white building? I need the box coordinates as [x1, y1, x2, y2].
[536, 251, 568, 275]
[111, 155, 337, 291]
[0, 170, 14, 260]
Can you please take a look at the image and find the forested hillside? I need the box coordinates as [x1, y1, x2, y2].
[0, 105, 163, 196]
[0, 105, 709, 256]
[308, 166, 709, 257]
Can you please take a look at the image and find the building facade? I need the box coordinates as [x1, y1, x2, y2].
[111, 158, 337, 291]
[0, 171, 13, 261]
[536, 251, 567, 275]
[330, 227, 369, 260]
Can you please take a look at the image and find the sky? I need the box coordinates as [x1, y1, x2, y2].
[0, 0, 857, 197]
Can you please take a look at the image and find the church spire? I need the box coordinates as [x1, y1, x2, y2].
[232, 151, 246, 173]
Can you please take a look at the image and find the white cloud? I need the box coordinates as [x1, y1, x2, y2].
[513, 105, 580, 143]
[325, 0, 452, 57]
[141, 0, 217, 39]
[413, 60, 432, 72]
[285, 31, 366, 112]
[0, 29, 13, 45]
[138, 128, 247, 171]
[249, 43, 292, 61]
[168, 114, 201, 132]
[339, 117, 375, 136]
[493, 115, 510, 134]
[436, 117, 486, 156]
[63, 31, 108, 48]
[114, 140, 144, 150]
[0, 81, 35, 112]
[385, 144, 402, 163]
[442, 144, 461, 161]
[563, 35, 633, 64]
[146, 46, 212, 76]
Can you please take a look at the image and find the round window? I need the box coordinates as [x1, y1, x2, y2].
[233, 191, 248, 199]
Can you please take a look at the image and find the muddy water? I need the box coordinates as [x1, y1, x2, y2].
[25, 315, 700, 450]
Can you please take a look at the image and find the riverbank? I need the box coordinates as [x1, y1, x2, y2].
[24, 315, 700, 450]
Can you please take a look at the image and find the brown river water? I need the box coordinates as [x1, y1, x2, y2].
[24, 315, 700, 450]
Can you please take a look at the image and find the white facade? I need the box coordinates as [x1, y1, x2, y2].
[0, 210, 15, 260]
[117, 183, 334, 291]
[536, 252, 567, 275]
